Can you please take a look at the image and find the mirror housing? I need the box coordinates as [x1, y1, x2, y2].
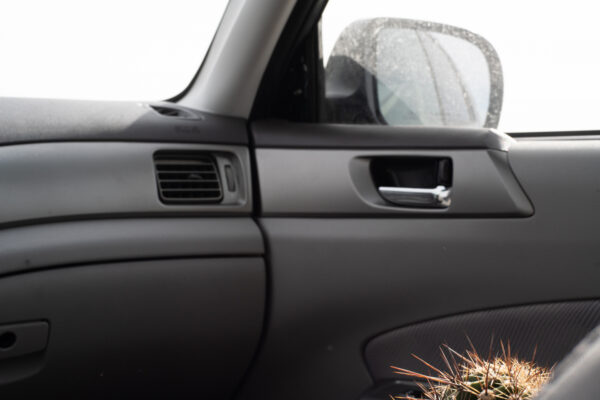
[325, 18, 503, 128]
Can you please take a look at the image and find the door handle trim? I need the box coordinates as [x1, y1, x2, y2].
[378, 185, 451, 208]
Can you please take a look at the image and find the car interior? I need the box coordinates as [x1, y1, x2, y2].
[0, 0, 599, 399]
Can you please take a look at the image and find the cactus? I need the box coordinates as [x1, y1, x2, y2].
[390, 342, 552, 400]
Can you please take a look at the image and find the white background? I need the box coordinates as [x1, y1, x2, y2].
[1, 0, 599, 132]
[323, 0, 600, 132]
[0, 0, 228, 101]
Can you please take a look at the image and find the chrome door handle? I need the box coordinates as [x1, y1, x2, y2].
[378, 185, 451, 208]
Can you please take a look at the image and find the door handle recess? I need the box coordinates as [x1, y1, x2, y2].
[0, 321, 49, 361]
[378, 185, 451, 208]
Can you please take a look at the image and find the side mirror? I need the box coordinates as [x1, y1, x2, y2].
[325, 18, 503, 128]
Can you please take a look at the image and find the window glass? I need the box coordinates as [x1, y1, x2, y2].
[322, 0, 600, 133]
[0, 0, 229, 101]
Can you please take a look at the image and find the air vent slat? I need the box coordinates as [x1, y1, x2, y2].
[149, 105, 197, 119]
[156, 163, 215, 169]
[160, 182, 220, 189]
[159, 179, 220, 182]
[156, 166, 215, 171]
[157, 173, 218, 180]
[162, 188, 221, 192]
[156, 168, 216, 173]
[154, 152, 223, 204]
[155, 160, 214, 164]
[161, 191, 222, 198]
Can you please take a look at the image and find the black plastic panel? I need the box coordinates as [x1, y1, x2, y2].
[0, 98, 248, 146]
[256, 148, 532, 216]
[0, 258, 265, 399]
[365, 301, 600, 380]
[252, 120, 513, 150]
[0, 218, 263, 277]
[0, 142, 252, 225]
[237, 216, 600, 400]
[0, 322, 49, 362]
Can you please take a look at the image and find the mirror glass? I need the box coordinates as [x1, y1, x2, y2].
[376, 28, 490, 127]
[325, 19, 503, 128]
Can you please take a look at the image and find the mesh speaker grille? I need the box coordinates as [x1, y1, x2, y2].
[365, 301, 600, 380]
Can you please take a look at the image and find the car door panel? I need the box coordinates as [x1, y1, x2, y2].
[0, 142, 251, 224]
[5, 0, 599, 398]
[0, 218, 262, 276]
[256, 148, 531, 216]
[0, 258, 264, 399]
[0, 98, 265, 399]
[252, 120, 512, 150]
[365, 301, 600, 380]
[237, 123, 600, 400]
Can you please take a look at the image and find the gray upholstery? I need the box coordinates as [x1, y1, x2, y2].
[365, 301, 600, 380]
[536, 324, 600, 400]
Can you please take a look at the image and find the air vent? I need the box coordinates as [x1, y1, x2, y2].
[149, 104, 197, 119]
[154, 153, 223, 204]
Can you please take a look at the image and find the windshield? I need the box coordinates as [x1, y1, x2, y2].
[0, 0, 229, 101]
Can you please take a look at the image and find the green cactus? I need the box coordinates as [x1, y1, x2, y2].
[390, 342, 552, 400]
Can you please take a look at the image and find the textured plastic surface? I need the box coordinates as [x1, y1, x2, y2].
[240, 139, 600, 400]
[0, 322, 49, 361]
[0, 98, 248, 145]
[0, 218, 263, 277]
[238, 216, 600, 400]
[0, 258, 265, 398]
[365, 301, 600, 379]
[256, 148, 532, 216]
[252, 120, 514, 151]
[508, 140, 600, 218]
[0, 142, 252, 226]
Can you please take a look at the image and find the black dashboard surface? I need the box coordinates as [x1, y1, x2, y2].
[0, 98, 248, 145]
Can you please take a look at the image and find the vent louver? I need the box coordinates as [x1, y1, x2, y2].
[152, 106, 182, 117]
[154, 153, 223, 204]
[149, 104, 197, 119]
